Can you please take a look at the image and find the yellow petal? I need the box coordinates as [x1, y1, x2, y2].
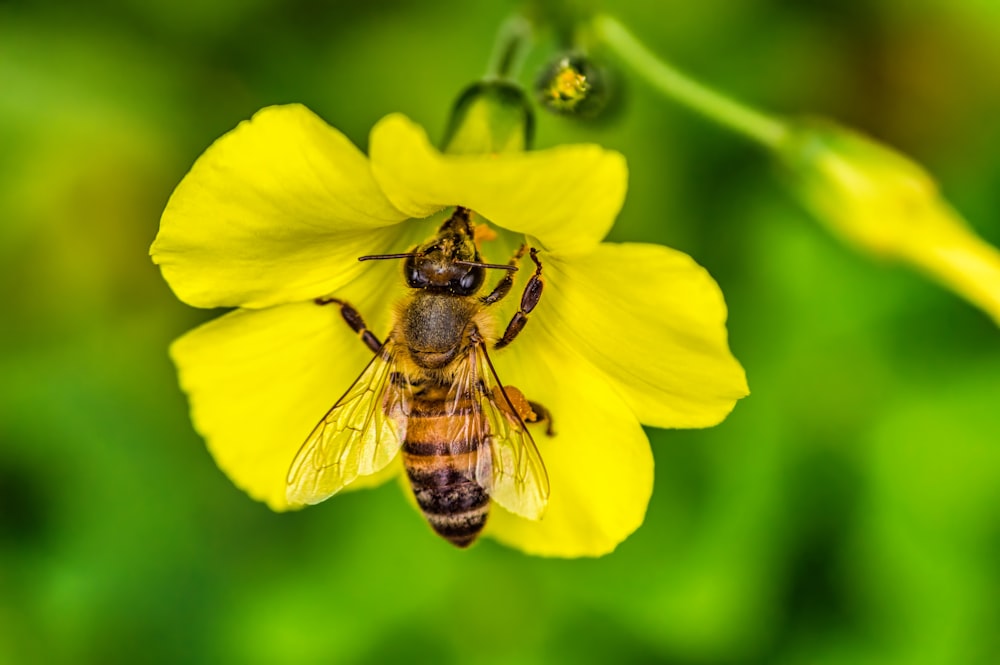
[368, 114, 627, 253]
[486, 339, 654, 557]
[780, 121, 1000, 325]
[152, 104, 408, 309]
[171, 257, 408, 510]
[536, 243, 748, 429]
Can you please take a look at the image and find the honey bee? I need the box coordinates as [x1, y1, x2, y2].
[286, 207, 552, 547]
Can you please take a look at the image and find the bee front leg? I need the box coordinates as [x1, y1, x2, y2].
[495, 248, 543, 350]
[481, 243, 527, 306]
[315, 297, 382, 355]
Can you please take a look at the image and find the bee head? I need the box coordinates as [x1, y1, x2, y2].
[404, 230, 485, 296]
[358, 207, 517, 296]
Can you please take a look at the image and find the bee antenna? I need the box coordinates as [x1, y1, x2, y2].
[357, 253, 417, 262]
[454, 260, 518, 272]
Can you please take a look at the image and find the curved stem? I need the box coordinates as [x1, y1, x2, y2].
[593, 14, 789, 149]
[488, 15, 534, 80]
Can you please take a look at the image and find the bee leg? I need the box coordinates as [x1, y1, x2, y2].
[526, 400, 556, 437]
[495, 248, 542, 350]
[491, 386, 556, 437]
[481, 243, 527, 305]
[314, 297, 381, 355]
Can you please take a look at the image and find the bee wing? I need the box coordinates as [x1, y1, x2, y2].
[286, 342, 410, 506]
[458, 340, 550, 520]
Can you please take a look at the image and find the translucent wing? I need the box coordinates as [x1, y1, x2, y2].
[286, 342, 410, 505]
[452, 339, 549, 520]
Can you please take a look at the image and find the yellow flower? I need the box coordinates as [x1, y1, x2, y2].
[151, 104, 748, 557]
[779, 120, 1000, 325]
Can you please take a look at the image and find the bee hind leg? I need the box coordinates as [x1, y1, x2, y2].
[526, 400, 556, 437]
[492, 384, 556, 437]
[315, 297, 382, 355]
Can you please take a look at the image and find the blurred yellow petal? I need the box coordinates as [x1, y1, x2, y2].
[369, 114, 627, 253]
[152, 104, 408, 309]
[171, 258, 407, 510]
[536, 243, 748, 429]
[487, 340, 653, 557]
[780, 121, 1000, 325]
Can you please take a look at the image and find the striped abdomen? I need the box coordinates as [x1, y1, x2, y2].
[402, 388, 490, 548]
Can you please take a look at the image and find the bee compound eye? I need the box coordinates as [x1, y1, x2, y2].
[404, 257, 424, 288]
[455, 266, 484, 294]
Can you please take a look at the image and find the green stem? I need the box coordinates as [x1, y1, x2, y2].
[593, 14, 789, 149]
[487, 15, 534, 80]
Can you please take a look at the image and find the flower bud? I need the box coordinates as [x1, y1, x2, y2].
[441, 80, 534, 155]
[535, 52, 611, 119]
[778, 120, 1000, 325]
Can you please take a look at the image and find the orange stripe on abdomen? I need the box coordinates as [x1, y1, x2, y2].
[404, 414, 480, 454]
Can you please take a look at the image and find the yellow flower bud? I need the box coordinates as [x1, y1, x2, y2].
[535, 52, 612, 119]
[779, 120, 1000, 325]
[440, 80, 534, 155]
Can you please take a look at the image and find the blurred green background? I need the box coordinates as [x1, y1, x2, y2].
[3, 0, 1000, 663]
